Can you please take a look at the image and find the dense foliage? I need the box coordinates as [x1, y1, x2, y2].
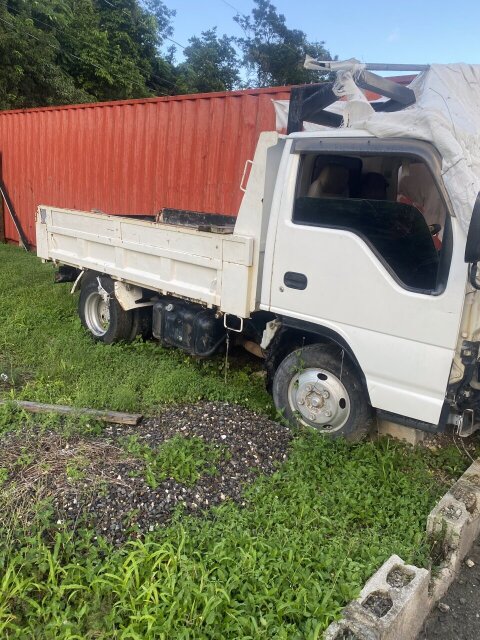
[0, 0, 331, 110]
[0, 0, 177, 108]
[176, 28, 241, 93]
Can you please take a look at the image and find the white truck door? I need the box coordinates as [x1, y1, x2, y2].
[265, 139, 468, 424]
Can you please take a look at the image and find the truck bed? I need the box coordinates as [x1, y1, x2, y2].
[36, 206, 256, 318]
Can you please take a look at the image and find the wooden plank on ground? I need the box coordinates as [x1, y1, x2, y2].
[0, 400, 142, 425]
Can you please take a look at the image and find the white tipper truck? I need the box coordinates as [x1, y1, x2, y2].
[36, 61, 480, 441]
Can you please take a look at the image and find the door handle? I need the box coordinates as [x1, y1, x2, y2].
[283, 272, 308, 290]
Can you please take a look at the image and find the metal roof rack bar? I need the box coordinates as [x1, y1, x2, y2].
[314, 62, 430, 72]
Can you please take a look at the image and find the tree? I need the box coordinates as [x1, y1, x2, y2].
[0, 0, 178, 110]
[234, 0, 331, 87]
[0, 0, 335, 111]
[93, 0, 177, 98]
[176, 28, 240, 94]
[0, 0, 88, 109]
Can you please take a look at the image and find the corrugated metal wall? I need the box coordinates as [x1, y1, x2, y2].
[0, 86, 291, 246]
[0, 76, 415, 247]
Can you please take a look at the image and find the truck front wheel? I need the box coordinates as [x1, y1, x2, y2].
[79, 273, 133, 344]
[272, 343, 371, 441]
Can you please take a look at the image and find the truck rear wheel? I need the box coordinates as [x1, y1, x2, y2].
[272, 343, 371, 441]
[128, 306, 153, 342]
[79, 273, 133, 344]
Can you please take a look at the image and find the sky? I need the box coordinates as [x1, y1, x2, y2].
[167, 0, 480, 71]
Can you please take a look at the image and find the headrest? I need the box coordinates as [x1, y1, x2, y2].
[308, 164, 350, 197]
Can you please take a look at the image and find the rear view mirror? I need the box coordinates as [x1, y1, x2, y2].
[465, 193, 480, 263]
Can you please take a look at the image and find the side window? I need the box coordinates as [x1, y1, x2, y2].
[293, 154, 448, 294]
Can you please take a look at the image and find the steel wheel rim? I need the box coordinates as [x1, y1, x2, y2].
[287, 367, 351, 432]
[84, 291, 110, 336]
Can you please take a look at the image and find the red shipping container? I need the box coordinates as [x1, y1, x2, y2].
[0, 76, 414, 247]
[0, 86, 291, 247]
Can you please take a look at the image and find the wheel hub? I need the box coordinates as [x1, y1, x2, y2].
[288, 368, 350, 431]
[84, 291, 110, 336]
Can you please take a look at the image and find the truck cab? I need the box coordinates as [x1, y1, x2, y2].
[257, 129, 471, 439]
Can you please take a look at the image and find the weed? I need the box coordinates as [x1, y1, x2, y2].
[65, 456, 88, 482]
[0, 245, 272, 425]
[0, 244, 476, 639]
[121, 435, 228, 487]
[14, 449, 35, 469]
[0, 429, 458, 639]
[427, 443, 469, 476]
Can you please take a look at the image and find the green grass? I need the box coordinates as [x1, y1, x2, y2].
[0, 244, 271, 415]
[122, 435, 229, 487]
[65, 455, 88, 482]
[0, 244, 476, 638]
[0, 435, 461, 639]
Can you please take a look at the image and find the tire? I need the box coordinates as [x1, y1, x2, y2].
[78, 273, 133, 344]
[128, 306, 153, 342]
[272, 343, 371, 441]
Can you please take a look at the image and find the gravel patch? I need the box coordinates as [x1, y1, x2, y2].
[1, 402, 291, 544]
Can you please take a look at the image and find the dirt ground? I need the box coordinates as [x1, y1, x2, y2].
[419, 537, 480, 640]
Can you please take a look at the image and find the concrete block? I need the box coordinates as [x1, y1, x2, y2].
[357, 555, 430, 640]
[323, 555, 430, 640]
[324, 615, 380, 640]
[427, 494, 470, 551]
[462, 459, 480, 483]
[377, 419, 425, 445]
[426, 459, 480, 600]
[324, 460, 480, 639]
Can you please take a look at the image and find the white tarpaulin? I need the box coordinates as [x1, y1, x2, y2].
[279, 63, 480, 234]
